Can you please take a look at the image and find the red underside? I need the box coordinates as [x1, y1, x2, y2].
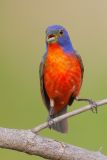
[44, 44, 82, 113]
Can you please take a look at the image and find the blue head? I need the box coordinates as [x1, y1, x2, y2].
[46, 25, 74, 52]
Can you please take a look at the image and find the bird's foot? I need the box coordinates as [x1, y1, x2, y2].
[47, 116, 54, 129]
[88, 99, 98, 113]
[76, 97, 98, 113]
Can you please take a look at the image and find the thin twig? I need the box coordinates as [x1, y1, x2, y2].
[31, 99, 107, 133]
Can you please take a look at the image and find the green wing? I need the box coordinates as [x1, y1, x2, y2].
[75, 51, 84, 80]
[39, 54, 50, 111]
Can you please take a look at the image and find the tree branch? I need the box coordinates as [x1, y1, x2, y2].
[0, 127, 107, 160]
[32, 99, 107, 133]
[0, 99, 107, 159]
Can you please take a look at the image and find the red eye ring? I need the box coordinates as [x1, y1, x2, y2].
[59, 30, 63, 35]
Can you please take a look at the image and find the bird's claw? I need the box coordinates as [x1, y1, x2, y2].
[76, 97, 98, 113]
[88, 99, 98, 113]
[47, 116, 54, 129]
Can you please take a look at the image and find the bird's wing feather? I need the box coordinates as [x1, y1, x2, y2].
[75, 51, 84, 80]
[39, 53, 50, 111]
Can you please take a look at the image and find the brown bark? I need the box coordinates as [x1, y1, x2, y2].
[0, 127, 107, 160]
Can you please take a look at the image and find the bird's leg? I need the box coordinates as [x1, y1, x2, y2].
[75, 97, 98, 113]
[48, 99, 55, 129]
[49, 99, 55, 116]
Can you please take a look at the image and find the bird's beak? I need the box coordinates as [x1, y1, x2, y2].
[46, 34, 57, 43]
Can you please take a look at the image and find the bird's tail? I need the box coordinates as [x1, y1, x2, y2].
[49, 107, 68, 133]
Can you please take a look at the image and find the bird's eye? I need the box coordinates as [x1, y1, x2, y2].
[59, 30, 64, 36]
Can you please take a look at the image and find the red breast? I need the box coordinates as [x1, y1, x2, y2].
[44, 44, 82, 113]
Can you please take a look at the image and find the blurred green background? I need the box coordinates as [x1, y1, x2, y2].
[0, 0, 107, 159]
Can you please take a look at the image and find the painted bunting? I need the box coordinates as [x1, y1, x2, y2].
[39, 25, 84, 133]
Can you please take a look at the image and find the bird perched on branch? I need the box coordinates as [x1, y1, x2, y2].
[39, 25, 84, 133]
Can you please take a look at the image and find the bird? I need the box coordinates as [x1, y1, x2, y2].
[39, 25, 84, 133]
